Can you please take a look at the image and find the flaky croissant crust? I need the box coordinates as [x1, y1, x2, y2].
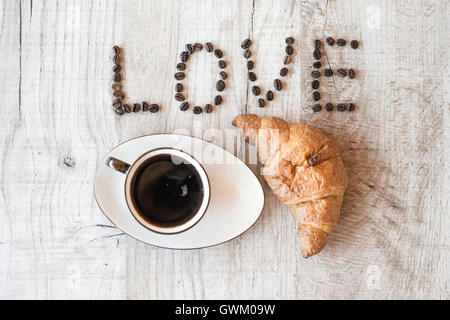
[233, 114, 348, 258]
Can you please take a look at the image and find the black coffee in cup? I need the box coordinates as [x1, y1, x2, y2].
[130, 155, 205, 227]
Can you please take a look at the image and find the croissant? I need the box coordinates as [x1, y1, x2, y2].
[233, 114, 348, 258]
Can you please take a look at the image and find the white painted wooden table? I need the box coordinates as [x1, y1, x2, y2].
[0, 0, 448, 299]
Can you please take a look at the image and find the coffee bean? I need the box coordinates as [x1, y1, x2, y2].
[218, 60, 227, 69]
[115, 107, 124, 115]
[324, 69, 333, 77]
[325, 103, 333, 112]
[248, 72, 257, 82]
[219, 71, 228, 80]
[312, 104, 322, 113]
[205, 42, 214, 52]
[348, 103, 356, 112]
[313, 61, 322, 69]
[326, 37, 335, 46]
[286, 45, 294, 55]
[112, 83, 121, 91]
[274, 79, 283, 91]
[180, 51, 189, 62]
[216, 80, 225, 92]
[314, 39, 322, 50]
[122, 104, 133, 113]
[113, 73, 121, 82]
[311, 156, 322, 168]
[286, 37, 295, 45]
[142, 102, 150, 112]
[337, 69, 347, 78]
[258, 99, 266, 108]
[175, 83, 184, 93]
[280, 68, 289, 77]
[266, 90, 274, 101]
[337, 104, 347, 112]
[349, 69, 355, 79]
[241, 39, 252, 49]
[177, 63, 186, 71]
[175, 72, 185, 80]
[252, 86, 261, 96]
[180, 102, 189, 111]
[205, 104, 213, 113]
[113, 64, 121, 73]
[186, 44, 195, 54]
[113, 46, 121, 55]
[243, 49, 252, 59]
[214, 49, 223, 58]
[175, 93, 185, 102]
[123, 104, 132, 113]
[149, 104, 160, 113]
[214, 95, 223, 106]
[311, 70, 321, 78]
[312, 80, 320, 90]
[133, 103, 141, 113]
[112, 99, 122, 109]
[193, 106, 203, 114]
[337, 38, 346, 47]
[350, 40, 359, 49]
[247, 60, 254, 70]
[194, 43, 203, 51]
[313, 50, 321, 60]
[284, 56, 292, 65]
[113, 91, 125, 100]
[113, 54, 120, 65]
[313, 91, 321, 101]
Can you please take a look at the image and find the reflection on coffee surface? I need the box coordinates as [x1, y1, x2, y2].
[132, 155, 204, 227]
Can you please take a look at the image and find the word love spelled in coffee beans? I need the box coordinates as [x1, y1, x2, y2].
[111, 36, 360, 117]
[110, 46, 160, 116]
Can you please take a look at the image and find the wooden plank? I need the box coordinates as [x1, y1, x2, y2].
[299, 0, 450, 299]
[0, 0, 128, 299]
[122, 0, 258, 300]
[0, 0, 448, 299]
[0, 0, 21, 299]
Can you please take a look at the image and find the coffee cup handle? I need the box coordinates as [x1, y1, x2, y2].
[106, 157, 131, 174]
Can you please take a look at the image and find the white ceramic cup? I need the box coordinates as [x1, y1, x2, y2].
[106, 148, 210, 234]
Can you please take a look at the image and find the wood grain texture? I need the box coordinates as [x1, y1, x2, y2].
[0, 0, 448, 299]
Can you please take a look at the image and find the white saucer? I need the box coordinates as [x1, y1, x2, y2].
[94, 134, 265, 249]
